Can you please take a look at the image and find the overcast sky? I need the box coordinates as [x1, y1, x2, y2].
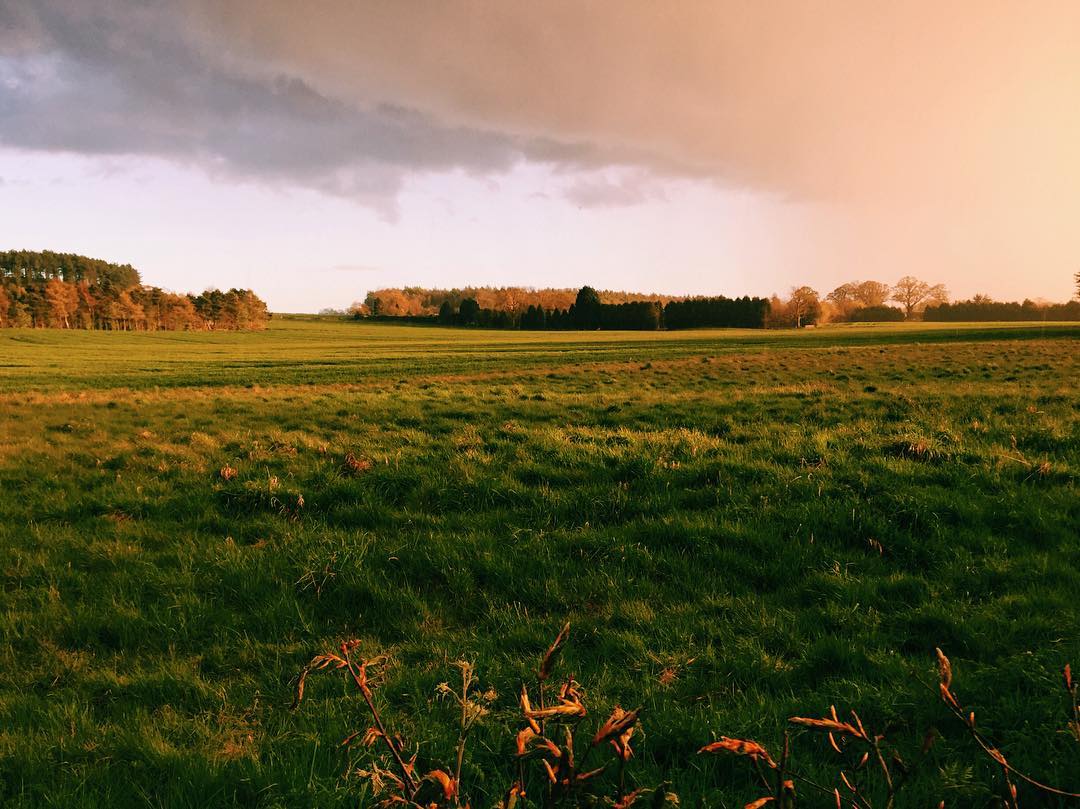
[2, 1, 1078, 311]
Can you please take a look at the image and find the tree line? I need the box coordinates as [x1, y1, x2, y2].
[379, 287, 772, 330]
[0, 250, 269, 330]
[779, 276, 1078, 325]
[923, 296, 1080, 322]
[354, 273, 1080, 330]
[355, 286, 683, 318]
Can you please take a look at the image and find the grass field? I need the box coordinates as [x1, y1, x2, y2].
[1, 318, 1078, 807]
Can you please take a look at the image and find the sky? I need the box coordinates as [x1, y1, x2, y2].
[1, 1, 1078, 312]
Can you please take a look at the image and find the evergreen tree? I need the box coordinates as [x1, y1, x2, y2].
[458, 298, 480, 325]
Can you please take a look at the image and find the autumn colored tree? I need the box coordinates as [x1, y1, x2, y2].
[825, 282, 859, 318]
[108, 290, 145, 330]
[75, 282, 97, 328]
[45, 278, 80, 328]
[825, 280, 894, 321]
[788, 286, 821, 327]
[355, 286, 688, 319]
[853, 280, 891, 307]
[158, 293, 201, 330]
[1, 252, 270, 332]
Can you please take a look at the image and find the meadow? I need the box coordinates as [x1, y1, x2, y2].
[0, 318, 1077, 807]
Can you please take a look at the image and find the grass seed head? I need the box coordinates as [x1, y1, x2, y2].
[519, 685, 541, 733]
[935, 648, 953, 689]
[424, 769, 457, 800]
[541, 759, 558, 784]
[611, 725, 635, 761]
[612, 787, 647, 809]
[524, 699, 586, 721]
[514, 727, 536, 757]
[788, 715, 865, 740]
[698, 737, 777, 768]
[744, 797, 775, 809]
[539, 622, 570, 681]
[592, 705, 640, 747]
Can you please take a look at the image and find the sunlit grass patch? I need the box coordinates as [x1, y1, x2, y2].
[0, 321, 1076, 806]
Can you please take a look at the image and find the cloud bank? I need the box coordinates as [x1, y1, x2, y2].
[2, 1, 1079, 295]
[0, 1, 609, 216]
[7, 2, 1075, 206]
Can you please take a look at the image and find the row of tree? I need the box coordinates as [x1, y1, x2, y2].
[924, 296, 1080, 322]
[777, 278, 1080, 326]
[357, 286, 684, 318]
[825, 276, 950, 321]
[353, 277, 956, 330]
[0, 250, 269, 330]
[354, 278, 952, 327]
[424, 287, 770, 330]
[364, 275, 1079, 330]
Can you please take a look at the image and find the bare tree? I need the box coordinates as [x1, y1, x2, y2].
[891, 276, 948, 319]
[826, 282, 859, 316]
[854, 280, 891, 307]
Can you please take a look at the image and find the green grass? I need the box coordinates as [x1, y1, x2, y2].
[1, 316, 1077, 392]
[0, 318, 1077, 807]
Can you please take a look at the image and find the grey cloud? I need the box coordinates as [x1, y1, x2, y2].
[562, 171, 668, 208]
[0, 1, 602, 214]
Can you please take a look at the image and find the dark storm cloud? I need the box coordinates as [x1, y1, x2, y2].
[0, 1, 601, 214]
[4, 0, 1080, 287]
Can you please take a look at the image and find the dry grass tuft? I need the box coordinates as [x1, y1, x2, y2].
[292, 624, 672, 808]
[705, 650, 1080, 808]
[343, 452, 373, 475]
[289, 633, 1078, 808]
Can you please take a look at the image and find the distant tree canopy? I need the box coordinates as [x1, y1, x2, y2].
[763, 287, 822, 328]
[357, 286, 771, 331]
[923, 297, 1080, 322]
[891, 276, 949, 319]
[663, 296, 770, 329]
[349, 272, 1079, 332]
[458, 297, 481, 325]
[0, 250, 269, 330]
[822, 277, 947, 322]
[352, 286, 686, 319]
[826, 280, 892, 312]
[848, 305, 905, 322]
[0, 249, 141, 289]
